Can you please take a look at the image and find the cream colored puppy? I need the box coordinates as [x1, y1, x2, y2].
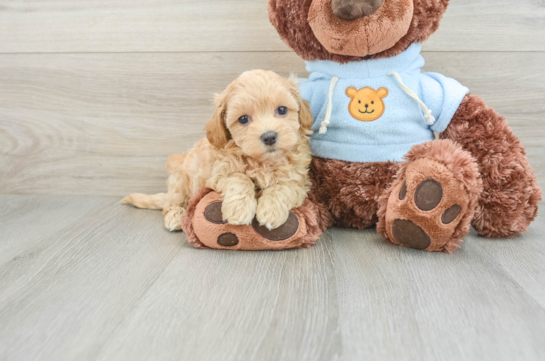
[122, 70, 313, 231]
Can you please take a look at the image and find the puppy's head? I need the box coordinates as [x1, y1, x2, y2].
[205, 70, 313, 161]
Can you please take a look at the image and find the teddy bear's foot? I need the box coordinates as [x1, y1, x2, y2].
[181, 188, 325, 250]
[377, 140, 483, 253]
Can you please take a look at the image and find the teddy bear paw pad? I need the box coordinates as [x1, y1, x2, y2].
[383, 158, 471, 252]
[414, 179, 442, 211]
[251, 212, 299, 241]
[182, 189, 324, 250]
[204, 202, 227, 224]
[442, 205, 462, 224]
[391, 219, 431, 250]
[217, 232, 239, 247]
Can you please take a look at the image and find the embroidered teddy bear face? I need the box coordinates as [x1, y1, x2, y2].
[346, 86, 389, 121]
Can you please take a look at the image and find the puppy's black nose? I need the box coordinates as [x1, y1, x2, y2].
[261, 131, 277, 146]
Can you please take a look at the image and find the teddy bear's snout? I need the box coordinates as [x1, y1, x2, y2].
[331, 0, 385, 21]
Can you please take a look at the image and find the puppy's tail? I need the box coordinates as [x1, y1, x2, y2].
[121, 193, 167, 210]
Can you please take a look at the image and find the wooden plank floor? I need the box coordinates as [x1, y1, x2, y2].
[0, 195, 544, 361]
[0, 0, 544, 52]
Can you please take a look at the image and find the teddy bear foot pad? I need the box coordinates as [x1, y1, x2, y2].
[378, 140, 482, 253]
[182, 188, 324, 250]
[384, 159, 470, 252]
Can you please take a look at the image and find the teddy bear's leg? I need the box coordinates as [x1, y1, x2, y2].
[442, 94, 542, 238]
[180, 188, 328, 250]
[309, 157, 401, 229]
[376, 140, 483, 253]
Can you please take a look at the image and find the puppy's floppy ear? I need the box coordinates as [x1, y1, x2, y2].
[205, 91, 231, 148]
[287, 75, 314, 131]
[298, 98, 314, 132]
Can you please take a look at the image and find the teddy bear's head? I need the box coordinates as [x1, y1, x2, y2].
[268, 0, 449, 63]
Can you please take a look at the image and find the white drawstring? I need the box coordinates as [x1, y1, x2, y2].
[388, 72, 436, 126]
[319, 76, 339, 134]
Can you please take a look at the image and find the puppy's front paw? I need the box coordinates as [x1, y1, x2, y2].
[256, 195, 290, 230]
[222, 196, 257, 226]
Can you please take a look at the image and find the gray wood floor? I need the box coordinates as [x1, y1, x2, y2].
[0, 194, 543, 361]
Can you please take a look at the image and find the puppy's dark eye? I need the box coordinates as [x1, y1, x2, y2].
[358, 100, 361, 104]
[238, 115, 249, 125]
[371, 101, 374, 104]
[277, 106, 288, 116]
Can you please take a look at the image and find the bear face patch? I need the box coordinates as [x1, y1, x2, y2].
[346, 86, 389, 121]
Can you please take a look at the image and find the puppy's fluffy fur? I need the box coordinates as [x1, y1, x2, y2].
[122, 70, 314, 231]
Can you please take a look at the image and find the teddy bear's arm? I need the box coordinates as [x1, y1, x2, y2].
[441, 94, 542, 238]
[419, 72, 469, 133]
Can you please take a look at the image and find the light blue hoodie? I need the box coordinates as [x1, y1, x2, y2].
[299, 43, 469, 163]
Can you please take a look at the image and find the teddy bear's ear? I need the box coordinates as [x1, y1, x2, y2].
[205, 91, 231, 149]
[377, 87, 389, 98]
[346, 87, 357, 98]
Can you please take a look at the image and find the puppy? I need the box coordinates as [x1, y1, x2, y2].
[122, 70, 314, 231]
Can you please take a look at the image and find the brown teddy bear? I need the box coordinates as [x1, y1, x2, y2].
[268, 0, 542, 252]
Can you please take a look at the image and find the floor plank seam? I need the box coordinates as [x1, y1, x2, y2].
[0, 202, 118, 303]
[474, 241, 545, 311]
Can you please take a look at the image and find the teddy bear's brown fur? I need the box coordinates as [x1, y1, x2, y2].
[269, 0, 541, 247]
[269, 0, 449, 63]
[442, 94, 541, 238]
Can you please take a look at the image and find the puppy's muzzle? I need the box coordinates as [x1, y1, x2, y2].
[261, 131, 278, 146]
